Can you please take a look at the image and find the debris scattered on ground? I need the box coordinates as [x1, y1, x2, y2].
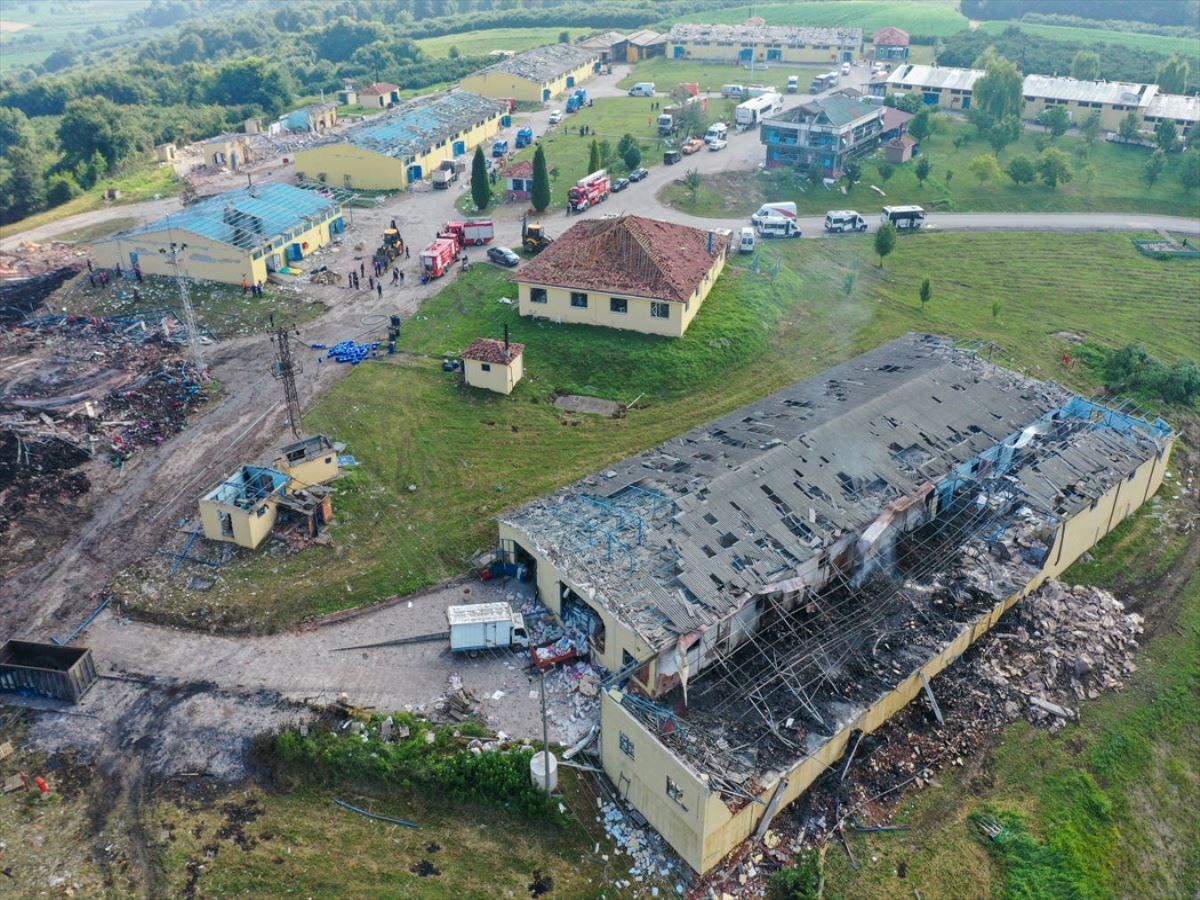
[600, 800, 678, 890]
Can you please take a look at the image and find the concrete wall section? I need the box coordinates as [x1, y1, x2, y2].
[91, 232, 262, 287]
[198, 498, 278, 548]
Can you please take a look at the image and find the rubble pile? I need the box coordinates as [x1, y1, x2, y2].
[975, 579, 1142, 726]
[0, 264, 83, 323]
[599, 801, 682, 894]
[432, 673, 482, 724]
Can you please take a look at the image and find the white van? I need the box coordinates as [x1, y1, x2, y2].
[787, 75, 800, 93]
[841, 62, 852, 75]
[750, 201, 797, 225]
[738, 227, 756, 253]
[705, 122, 728, 144]
[628, 82, 656, 97]
[757, 217, 801, 238]
[880, 205, 926, 229]
[824, 210, 868, 232]
[721, 84, 746, 99]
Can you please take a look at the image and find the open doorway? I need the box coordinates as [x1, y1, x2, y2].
[561, 583, 605, 654]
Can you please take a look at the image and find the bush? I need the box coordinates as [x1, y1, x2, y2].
[1087, 342, 1200, 406]
[768, 853, 822, 900]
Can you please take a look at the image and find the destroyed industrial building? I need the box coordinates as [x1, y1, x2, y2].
[497, 334, 1173, 873]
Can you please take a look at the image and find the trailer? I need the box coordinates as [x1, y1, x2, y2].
[419, 237, 458, 279]
[447, 602, 530, 657]
[442, 219, 495, 247]
[735, 91, 783, 129]
[0, 640, 98, 703]
[568, 169, 609, 212]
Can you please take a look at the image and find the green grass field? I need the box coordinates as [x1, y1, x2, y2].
[0, 0, 157, 73]
[616, 56, 830, 95]
[978, 19, 1200, 62]
[120, 231, 1199, 631]
[417, 27, 568, 59]
[671, 1, 969, 38]
[663, 116, 1200, 218]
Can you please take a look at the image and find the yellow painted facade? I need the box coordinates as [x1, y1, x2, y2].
[294, 113, 502, 190]
[459, 57, 597, 103]
[596, 438, 1174, 874]
[198, 495, 278, 549]
[90, 208, 343, 287]
[463, 354, 523, 394]
[669, 40, 852, 66]
[274, 446, 339, 491]
[516, 252, 724, 338]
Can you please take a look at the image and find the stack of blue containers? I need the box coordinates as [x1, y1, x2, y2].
[324, 340, 380, 365]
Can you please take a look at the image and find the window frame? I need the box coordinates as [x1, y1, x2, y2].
[570, 291, 589, 309]
[650, 301, 670, 319]
[530, 287, 548, 304]
[610, 297, 628, 314]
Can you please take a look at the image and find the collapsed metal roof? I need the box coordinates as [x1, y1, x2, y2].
[667, 23, 862, 47]
[502, 334, 1169, 649]
[469, 43, 598, 85]
[340, 90, 506, 161]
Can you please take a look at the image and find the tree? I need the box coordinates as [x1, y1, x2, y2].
[895, 93, 923, 114]
[683, 168, 702, 203]
[623, 144, 641, 171]
[1180, 151, 1200, 192]
[876, 161, 895, 184]
[314, 17, 388, 63]
[1081, 110, 1101, 145]
[971, 53, 1024, 130]
[908, 109, 933, 142]
[1118, 112, 1141, 143]
[46, 173, 80, 206]
[843, 159, 862, 185]
[558, 31, 570, 44]
[918, 278, 932, 312]
[1035, 148, 1073, 188]
[531, 144, 550, 212]
[874, 224, 896, 268]
[1042, 105, 1070, 140]
[969, 153, 1002, 184]
[470, 146, 490, 210]
[0, 107, 31, 157]
[1143, 149, 1166, 187]
[0, 145, 46, 221]
[945, 169, 954, 186]
[1154, 120, 1179, 152]
[447, 45, 460, 59]
[207, 57, 293, 115]
[1070, 50, 1100, 81]
[1080, 163, 1097, 186]
[1006, 155, 1036, 184]
[843, 272, 856, 295]
[587, 139, 600, 174]
[597, 138, 613, 166]
[987, 115, 1021, 154]
[915, 156, 932, 186]
[1156, 55, 1190, 94]
[42, 47, 78, 73]
[617, 133, 638, 159]
[57, 97, 141, 172]
[992, 300, 1002, 320]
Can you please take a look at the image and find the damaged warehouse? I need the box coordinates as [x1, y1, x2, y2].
[497, 333, 1173, 874]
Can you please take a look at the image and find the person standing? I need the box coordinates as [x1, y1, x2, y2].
[376, 282, 382, 298]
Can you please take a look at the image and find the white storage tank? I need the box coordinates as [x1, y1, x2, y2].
[530, 750, 558, 792]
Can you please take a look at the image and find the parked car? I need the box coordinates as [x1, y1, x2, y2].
[663, 150, 682, 165]
[681, 137, 705, 154]
[628, 167, 649, 181]
[611, 177, 630, 192]
[486, 246, 520, 267]
[707, 138, 727, 151]
[547, 110, 563, 125]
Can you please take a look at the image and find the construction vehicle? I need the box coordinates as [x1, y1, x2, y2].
[515, 127, 534, 148]
[373, 227, 404, 268]
[441, 219, 495, 247]
[431, 159, 459, 190]
[567, 169, 609, 213]
[522, 217, 553, 254]
[419, 237, 458, 280]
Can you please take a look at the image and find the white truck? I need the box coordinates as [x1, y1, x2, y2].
[787, 75, 800, 93]
[447, 602, 530, 656]
[824, 210, 868, 232]
[431, 160, 459, 190]
[751, 201, 797, 225]
[757, 217, 802, 238]
[735, 91, 783, 129]
[880, 205, 926, 230]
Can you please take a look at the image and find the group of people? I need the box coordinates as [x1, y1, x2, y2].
[86, 258, 141, 289]
[240, 278, 265, 297]
[349, 259, 409, 298]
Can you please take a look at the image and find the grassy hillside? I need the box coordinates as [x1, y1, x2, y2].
[417, 27, 568, 59]
[978, 19, 1200, 62]
[119, 232, 1200, 631]
[0, 0, 155, 73]
[672, 1, 969, 38]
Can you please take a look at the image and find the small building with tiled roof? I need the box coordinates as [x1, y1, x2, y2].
[462, 335, 525, 394]
[872, 27, 910, 61]
[359, 82, 401, 108]
[503, 160, 535, 200]
[514, 215, 727, 338]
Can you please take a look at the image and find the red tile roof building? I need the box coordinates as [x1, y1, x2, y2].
[462, 337, 524, 364]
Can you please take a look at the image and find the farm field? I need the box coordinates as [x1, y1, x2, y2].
[663, 117, 1200, 218]
[977, 19, 1200, 62]
[417, 27, 569, 58]
[119, 232, 1200, 631]
[0, 0, 157, 73]
[671, 0, 969, 38]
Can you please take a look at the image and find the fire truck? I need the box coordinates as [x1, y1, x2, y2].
[440, 219, 495, 247]
[419, 237, 458, 280]
[567, 170, 609, 213]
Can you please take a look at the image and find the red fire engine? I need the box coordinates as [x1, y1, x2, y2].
[419, 237, 458, 279]
[567, 170, 610, 213]
[440, 219, 495, 247]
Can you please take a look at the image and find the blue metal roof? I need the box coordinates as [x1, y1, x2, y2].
[116, 183, 340, 251]
[345, 90, 504, 161]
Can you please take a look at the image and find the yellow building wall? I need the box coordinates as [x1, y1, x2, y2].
[1021, 97, 1132, 131]
[670, 41, 851, 65]
[91, 231, 260, 286]
[498, 521, 659, 672]
[517, 253, 722, 338]
[199, 498, 278, 549]
[464, 355, 523, 394]
[460, 60, 595, 103]
[602, 438, 1174, 874]
[277, 455, 339, 491]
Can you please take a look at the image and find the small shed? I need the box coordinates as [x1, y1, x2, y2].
[504, 160, 534, 201]
[872, 27, 910, 61]
[883, 134, 917, 164]
[155, 143, 177, 163]
[337, 86, 357, 105]
[198, 465, 289, 549]
[274, 434, 339, 490]
[359, 82, 400, 109]
[462, 335, 524, 395]
[0, 641, 98, 703]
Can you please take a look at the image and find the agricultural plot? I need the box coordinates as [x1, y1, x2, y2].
[977, 20, 1200, 62]
[0, 0, 159, 73]
[417, 27, 570, 58]
[671, 1, 969, 38]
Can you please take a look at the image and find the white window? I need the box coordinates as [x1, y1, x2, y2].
[650, 302, 670, 319]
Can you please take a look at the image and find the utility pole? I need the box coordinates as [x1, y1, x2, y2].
[158, 240, 206, 377]
[539, 670, 551, 791]
[270, 314, 303, 438]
